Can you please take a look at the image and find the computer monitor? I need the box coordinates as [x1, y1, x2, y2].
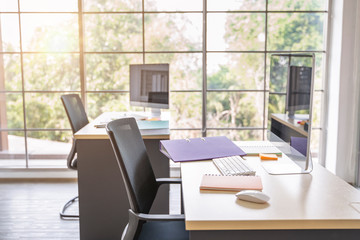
[265, 53, 315, 175]
[286, 66, 312, 118]
[129, 64, 169, 117]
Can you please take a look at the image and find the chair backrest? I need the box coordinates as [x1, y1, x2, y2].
[61, 94, 89, 134]
[106, 118, 158, 214]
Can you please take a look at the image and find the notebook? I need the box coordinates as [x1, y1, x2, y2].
[160, 136, 246, 162]
[199, 175, 263, 192]
[237, 141, 282, 156]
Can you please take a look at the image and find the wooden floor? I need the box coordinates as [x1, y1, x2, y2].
[0, 180, 80, 240]
[0, 168, 181, 240]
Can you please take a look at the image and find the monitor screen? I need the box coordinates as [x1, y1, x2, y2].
[130, 64, 169, 110]
[265, 54, 315, 175]
[286, 66, 312, 116]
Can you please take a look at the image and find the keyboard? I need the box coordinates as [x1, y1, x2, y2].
[94, 113, 147, 128]
[212, 155, 256, 176]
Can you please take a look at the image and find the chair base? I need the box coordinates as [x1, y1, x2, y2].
[60, 196, 79, 219]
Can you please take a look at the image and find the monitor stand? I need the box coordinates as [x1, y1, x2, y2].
[261, 149, 313, 175]
[150, 108, 161, 118]
[287, 111, 295, 119]
[261, 133, 313, 175]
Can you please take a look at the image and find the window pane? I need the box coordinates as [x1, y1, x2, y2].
[0, 54, 22, 91]
[268, 93, 286, 120]
[310, 129, 320, 158]
[27, 130, 72, 168]
[0, 93, 24, 129]
[314, 53, 325, 90]
[21, 14, 79, 52]
[0, 14, 20, 52]
[145, 13, 202, 51]
[170, 130, 202, 139]
[0, 131, 26, 168]
[170, 92, 202, 129]
[25, 93, 68, 129]
[0, 0, 18, 12]
[84, 0, 142, 12]
[268, 0, 327, 11]
[84, 14, 142, 52]
[23, 54, 80, 91]
[207, 53, 264, 90]
[145, 0, 202, 11]
[268, 13, 325, 51]
[86, 54, 142, 91]
[20, 0, 78, 12]
[145, 53, 202, 91]
[207, 130, 264, 141]
[207, 13, 265, 51]
[207, 92, 264, 128]
[208, 0, 265, 11]
[312, 91, 322, 128]
[87, 93, 143, 120]
[268, 54, 289, 93]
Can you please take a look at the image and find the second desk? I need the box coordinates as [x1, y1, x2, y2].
[74, 112, 170, 240]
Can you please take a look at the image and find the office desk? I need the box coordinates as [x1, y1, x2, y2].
[181, 146, 360, 240]
[74, 112, 170, 240]
[271, 113, 308, 142]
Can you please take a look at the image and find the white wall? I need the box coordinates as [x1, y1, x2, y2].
[325, 0, 360, 184]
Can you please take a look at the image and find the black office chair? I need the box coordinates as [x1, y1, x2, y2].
[60, 94, 89, 219]
[106, 118, 189, 240]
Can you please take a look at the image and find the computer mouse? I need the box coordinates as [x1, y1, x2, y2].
[235, 190, 270, 204]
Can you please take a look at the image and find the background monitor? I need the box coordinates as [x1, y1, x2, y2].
[130, 64, 169, 116]
[286, 66, 312, 118]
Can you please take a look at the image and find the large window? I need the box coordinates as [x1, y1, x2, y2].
[0, 0, 328, 169]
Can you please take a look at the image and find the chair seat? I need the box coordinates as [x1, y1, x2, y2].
[139, 220, 189, 240]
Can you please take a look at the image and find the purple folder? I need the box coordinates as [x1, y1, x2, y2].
[160, 136, 246, 162]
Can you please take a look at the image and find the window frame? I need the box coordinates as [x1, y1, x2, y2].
[0, 0, 329, 169]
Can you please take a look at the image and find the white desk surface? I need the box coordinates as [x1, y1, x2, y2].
[181, 143, 360, 231]
[74, 112, 170, 140]
[271, 113, 308, 137]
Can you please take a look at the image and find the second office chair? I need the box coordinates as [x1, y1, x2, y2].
[60, 94, 89, 219]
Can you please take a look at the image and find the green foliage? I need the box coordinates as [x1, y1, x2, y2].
[268, 13, 324, 51]
[1, 0, 326, 145]
[85, 14, 143, 52]
[6, 93, 24, 129]
[170, 92, 202, 129]
[23, 54, 80, 91]
[3, 54, 22, 91]
[84, 0, 142, 12]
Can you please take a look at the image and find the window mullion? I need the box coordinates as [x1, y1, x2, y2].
[202, 0, 207, 137]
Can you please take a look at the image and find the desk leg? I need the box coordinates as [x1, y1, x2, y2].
[77, 139, 169, 240]
[189, 229, 360, 240]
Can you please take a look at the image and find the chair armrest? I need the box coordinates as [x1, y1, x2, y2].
[67, 138, 77, 170]
[126, 210, 185, 239]
[136, 213, 185, 221]
[156, 178, 182, 185]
